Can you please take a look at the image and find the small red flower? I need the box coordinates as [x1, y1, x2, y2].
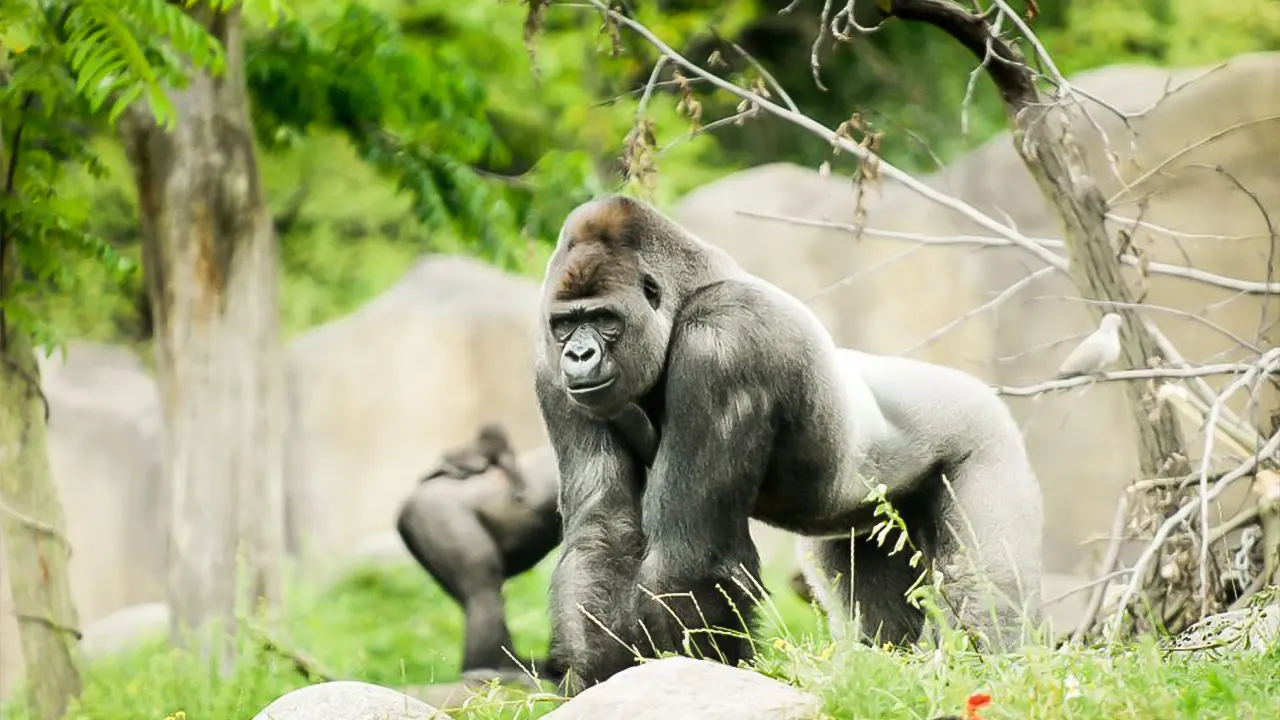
[965, 691, 993, 720]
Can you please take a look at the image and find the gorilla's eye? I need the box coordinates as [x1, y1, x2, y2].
[642, 275, 661, 310]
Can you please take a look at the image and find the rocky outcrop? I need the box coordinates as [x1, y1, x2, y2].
[542, 657, 823, 720]
[1166, 603, 1280, 659]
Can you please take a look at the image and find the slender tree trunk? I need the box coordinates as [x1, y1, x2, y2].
[881, 0, 1189, 478]
[120, 1, 285, 674]
[0, 110, 83, 720]
[0, 335, 83, 719]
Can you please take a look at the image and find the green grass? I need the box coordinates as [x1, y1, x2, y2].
[3, 557, 1277, 720]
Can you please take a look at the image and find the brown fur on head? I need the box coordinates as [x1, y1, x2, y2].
[554, 241, 643, 303]
[554, 196, 646, 302]
[560, 195, 639, 250]
[541, 196, 672, 419]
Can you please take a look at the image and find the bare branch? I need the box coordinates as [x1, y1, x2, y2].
[1189, 351, 1280, 615]
[1106, 214, 1265, 243]
[735, 209, 1280, 295]
[993, 363, 1271, 398]
[566, 1, 1068, 271]
[721, 38, 798, 113]
[959, 11, 1005, 138]
[1107, 116, 1280, 205]
[900, 265, 1055, 357]
[1070, 492, 1131, 644]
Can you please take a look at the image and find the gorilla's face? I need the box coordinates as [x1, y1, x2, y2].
[544, 244, 668, 419]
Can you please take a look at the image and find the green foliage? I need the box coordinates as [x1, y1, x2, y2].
[0, 0, 296, 355]
[61, 0, 225, 127]
[243, 1, 604, 269]
[1041, 0, 1280, 75]
[0, 0, 181, 355]
[22, 0, 1280, 348]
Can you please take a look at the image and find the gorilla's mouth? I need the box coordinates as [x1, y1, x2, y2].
[566, 377, 617, 395]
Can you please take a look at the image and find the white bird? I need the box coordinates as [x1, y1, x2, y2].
[1055, 312, 1123, 379]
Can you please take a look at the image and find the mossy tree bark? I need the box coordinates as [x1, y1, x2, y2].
[879, 0, 1189, 478]
[120, 1, 286, 675]
[0, 336, 83, 718]
[0, 110, 83, 720]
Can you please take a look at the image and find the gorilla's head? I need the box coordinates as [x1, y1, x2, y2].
[540, 196, 674, 419]
[475, 423, 511, 459]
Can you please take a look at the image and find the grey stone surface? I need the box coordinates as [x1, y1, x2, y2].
[252, 681, 452, 720]
[1167, 603, 1280, 659]
[79, 601, 170, 661]
[542, 657, 823, 720]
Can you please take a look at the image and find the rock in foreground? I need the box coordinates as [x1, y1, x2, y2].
[543, 657, 823, 720]
[252, 681, 452, 720]
[1167, 603, 1280, 659]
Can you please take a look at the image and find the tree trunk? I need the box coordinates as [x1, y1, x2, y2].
[0, 108, 83, 720]
[120, 1, 286, 674]
[881, 0, 1188, 478]
[0, 333, 83, 719]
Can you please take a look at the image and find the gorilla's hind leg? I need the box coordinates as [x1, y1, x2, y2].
[928, 459, 1044, 652]
[395, 499, 524, 673]
[799, 534, 926, 647]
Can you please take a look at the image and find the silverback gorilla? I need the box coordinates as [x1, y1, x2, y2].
[534, 195, 1044, 693]
[396, 428, 563, 683]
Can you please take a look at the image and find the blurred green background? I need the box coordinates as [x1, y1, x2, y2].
[38, 0, 1280, 353]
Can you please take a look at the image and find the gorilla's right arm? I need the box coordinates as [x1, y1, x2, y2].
[536, 369, 646, 689]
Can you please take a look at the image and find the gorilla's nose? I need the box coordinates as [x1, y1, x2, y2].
[562, 336, 605, 388]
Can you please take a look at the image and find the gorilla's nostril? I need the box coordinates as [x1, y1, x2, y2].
[564, 343, 597, 365]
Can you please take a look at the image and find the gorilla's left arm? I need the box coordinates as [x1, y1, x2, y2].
[633, 283, 774, 664]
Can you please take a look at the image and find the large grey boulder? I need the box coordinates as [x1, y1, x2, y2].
[542, 657, 823, 720]
[252, 681, 453, 720]
[79, 601, 170, 661]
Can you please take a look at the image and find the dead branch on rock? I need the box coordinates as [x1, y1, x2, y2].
[1100, 423, 1280, 642]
